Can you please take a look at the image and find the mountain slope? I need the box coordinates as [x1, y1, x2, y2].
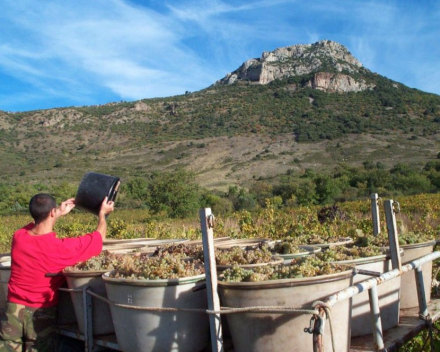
[0, 40, 439, 189]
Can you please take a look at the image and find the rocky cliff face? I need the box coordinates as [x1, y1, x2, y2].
[216, 40, 375, 92]
[307, 72, 373, 93]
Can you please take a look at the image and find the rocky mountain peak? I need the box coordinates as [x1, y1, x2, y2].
[216, 40, 374, 92]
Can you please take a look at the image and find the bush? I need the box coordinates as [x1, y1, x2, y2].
[200, 193, 234, 215]
[147, 170, 200, 218]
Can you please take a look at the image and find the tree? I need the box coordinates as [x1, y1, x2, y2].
[147, 170, 200, 218]
[227, 186, 257, 211]
[314, 176, 342, 204]
[124, 178, 148, 200]
[200, 192, 233, 215]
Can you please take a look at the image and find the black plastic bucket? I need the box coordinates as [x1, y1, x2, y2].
[75, 172, 120, 216]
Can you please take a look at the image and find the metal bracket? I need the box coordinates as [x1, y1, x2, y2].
[303, 311, 326, 335]
[207, 214, 215, 229]
[393, 201, 400, 213]
[304, 316, 315, 334]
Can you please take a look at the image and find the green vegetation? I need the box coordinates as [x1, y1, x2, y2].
[0, 68, 438, 188]
[0, 160, 439, 219]
[147, 170, 200, 218]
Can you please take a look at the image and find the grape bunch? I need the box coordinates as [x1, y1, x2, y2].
[109, 253, 205, 280]
[317, 245, 384, 262]
[66, 250, 124, 271]
[354, 231, 435, 247]
[306, 234, 349, 245]
[152, 243, 203, 260]
[215, 244, 273, 265]
[222, 255, 347, 283]
[271, 240, 304, 254]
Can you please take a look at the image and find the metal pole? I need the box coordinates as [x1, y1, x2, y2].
[384, 200, 402, 271]
[370, 193, 380, 236]
[368, 285, 384, 350]
[415, 266, 429, 318]
[82, 286, 93, 352]
[321, 251, 440, 308]
[200, 208, 224, 352]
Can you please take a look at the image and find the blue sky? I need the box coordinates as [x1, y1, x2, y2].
[0, 0, 439, 112]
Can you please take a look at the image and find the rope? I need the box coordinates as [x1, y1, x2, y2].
[313, 300, 336, 352]
[59, 287, 82, 292]
[86, 289, 319, 316]
[212, 307, 318, 315]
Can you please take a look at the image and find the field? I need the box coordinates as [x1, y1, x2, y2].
[1, 193, 439, 254]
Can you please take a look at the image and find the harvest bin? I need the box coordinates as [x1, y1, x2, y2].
[64, 269, 115, 335]
[0, 259, 11, 309]
[333, 254, 401, 337]
[218, 269, 354, 352]
[103, 273, 209, 352]
[400, 241, 436, 309]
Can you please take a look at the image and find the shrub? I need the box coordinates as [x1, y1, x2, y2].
[147, 170, 200, 218]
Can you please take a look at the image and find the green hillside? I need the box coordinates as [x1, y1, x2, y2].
[0, 41, 439, 214]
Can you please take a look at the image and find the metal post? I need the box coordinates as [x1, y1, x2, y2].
[384, 200, 402, 271]
[200, 208, 224, 352]
[370, 193, 380, 236]
[322, 251, 440, 308]
[82, 286, 93, 352]
[368, 285, 384, 350]
[415, 266, 429, 318]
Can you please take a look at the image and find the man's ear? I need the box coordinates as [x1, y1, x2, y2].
[50, 207, 57, 218]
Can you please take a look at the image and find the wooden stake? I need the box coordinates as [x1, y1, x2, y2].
[370, 193, 380, 236]
[200, 208, 224, 352]
[384, 200, 402, 271]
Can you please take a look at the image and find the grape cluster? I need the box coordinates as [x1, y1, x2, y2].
[305, 234, 349, 245]
[215, 244, 273, 265]
[354, 231, 435, 247]
[317, 245, 384, 262]
[152, 243, 203, 260]
[109, 253, 204, 280]
[66, 250, 204, 280]
[271, 240, 304, 254]
[222, 255, 347, 283]
[274, 234, 350, 246]
[66, 251, 124, 271]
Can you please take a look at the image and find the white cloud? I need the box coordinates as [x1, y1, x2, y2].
[0, 0, 439, 111]
[0, 0, 217, 108]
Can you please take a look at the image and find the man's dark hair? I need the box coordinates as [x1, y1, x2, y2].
[29, 194, 57, 224]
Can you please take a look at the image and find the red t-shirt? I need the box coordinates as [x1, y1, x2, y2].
[8, 223, 103, 308]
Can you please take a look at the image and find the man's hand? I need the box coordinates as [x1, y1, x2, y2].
[56, 198, 76, 218]
[96, 197, 115, 240]
[99, 197, 115, 217]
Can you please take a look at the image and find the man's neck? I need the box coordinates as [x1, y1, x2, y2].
[29, 222, 54, 236]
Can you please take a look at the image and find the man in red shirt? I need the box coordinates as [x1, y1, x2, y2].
[0, 193, 114, 351]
